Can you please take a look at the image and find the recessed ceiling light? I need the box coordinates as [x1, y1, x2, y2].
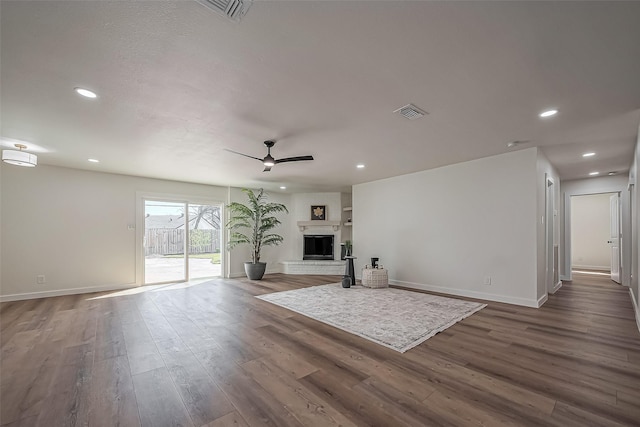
[608, 172, 617, 176]
[279, 186, 286, 190]
[356, 164, 365, 169]
[589, 171, 600, 176]
[74, 87, 97, 99]
[539, 109, 558, 118]
[582, 152, 596, 157]
[88, 158, 100, 163]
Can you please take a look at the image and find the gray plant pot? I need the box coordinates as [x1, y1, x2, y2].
[244, 262, 267, 280]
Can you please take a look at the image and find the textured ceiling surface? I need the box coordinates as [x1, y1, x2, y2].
[2, 1, 639, 191]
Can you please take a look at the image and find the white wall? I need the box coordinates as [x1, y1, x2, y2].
[290, 192, 342, 261]
[571, 193, 615, 270]
[227, 187, 293, 277]
[1, 164, 228, 300]
[353, 148, 541, 307]
[0, 166, 310, 297]
[559, 175, 630, 284]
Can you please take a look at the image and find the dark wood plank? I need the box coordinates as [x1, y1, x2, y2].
[88, 355, 140, 427]
[241, 357, 356, 427]
[202, 411, 250, 427]
[132, 367, 193, 427]
[94, 312, 127, 362]
[161, 350, 235, 426]
[216, 370, 304, 427]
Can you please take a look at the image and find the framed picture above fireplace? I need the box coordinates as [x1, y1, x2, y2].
[311, 205, 326, 220]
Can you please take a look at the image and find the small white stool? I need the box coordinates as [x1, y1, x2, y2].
[362, 268, 389, 288]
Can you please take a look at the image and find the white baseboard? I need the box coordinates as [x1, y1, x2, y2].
[0, 283, 137, 302]
[389, 279, 541, 308]
[560, 274, 571, 281]
[550, 280, 563, 294]
[630, 288, 640, 334]
[537, 293, 548, 307]
[571, 264, 610, 271]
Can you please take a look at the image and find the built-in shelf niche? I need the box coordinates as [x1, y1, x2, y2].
[342, 206, 353, 227]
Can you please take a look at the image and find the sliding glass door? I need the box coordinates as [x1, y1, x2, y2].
[143, 199, 222, 285]
[144, 200, 186, 284]
[188, 204, 222, 280]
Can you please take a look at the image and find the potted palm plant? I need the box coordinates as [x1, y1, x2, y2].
[226, 188, 288, 280]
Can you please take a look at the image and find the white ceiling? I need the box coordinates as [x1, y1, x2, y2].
[2, 1, 639, 192]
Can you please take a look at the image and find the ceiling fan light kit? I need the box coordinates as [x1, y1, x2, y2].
[225, 140, 314, 172]
[2, 143, 37, 167]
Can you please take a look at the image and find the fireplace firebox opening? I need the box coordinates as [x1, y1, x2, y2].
[303, 235, 334, 260]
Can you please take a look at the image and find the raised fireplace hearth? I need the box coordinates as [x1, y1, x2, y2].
[281, 260, 345, 275]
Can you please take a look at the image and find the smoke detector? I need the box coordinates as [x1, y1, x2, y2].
[393, 104, 428, 120]
[194, 0, 252, 22]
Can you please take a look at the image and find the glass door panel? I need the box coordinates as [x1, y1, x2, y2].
[144, 200, 187, 284]
[188, 204, 222, 279]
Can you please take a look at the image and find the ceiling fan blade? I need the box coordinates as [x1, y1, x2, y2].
[223, 148, 263, 161]
[275, 155, 314, 164]
[263, 166, 272, 172]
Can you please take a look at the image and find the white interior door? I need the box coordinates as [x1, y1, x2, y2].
[609, 194, 621, 283]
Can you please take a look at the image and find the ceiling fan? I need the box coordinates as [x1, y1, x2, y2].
[225, 140, 314, 172]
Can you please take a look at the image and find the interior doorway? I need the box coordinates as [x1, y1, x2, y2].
[143, 199, 222, 285]
[570, 192, 621, 283]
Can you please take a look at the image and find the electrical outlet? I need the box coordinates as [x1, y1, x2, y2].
[483, 276, 491, 285]
[36, 275, 46, 284]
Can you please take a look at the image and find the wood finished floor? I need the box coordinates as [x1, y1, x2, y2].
[1, 273, 639, 426]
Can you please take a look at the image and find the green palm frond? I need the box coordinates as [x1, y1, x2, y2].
[262, 234, 284, 246]
[226, 188, 288, 263]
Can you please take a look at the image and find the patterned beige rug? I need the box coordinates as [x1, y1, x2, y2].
[257, 283, 486, 353]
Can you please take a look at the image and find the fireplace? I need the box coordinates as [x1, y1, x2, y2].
[303, 235, 334, 260]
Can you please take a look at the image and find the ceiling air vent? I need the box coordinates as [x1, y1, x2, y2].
[194, 0, 253, 22]
[393, 104, 428, 120]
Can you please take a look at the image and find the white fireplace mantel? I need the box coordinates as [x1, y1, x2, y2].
[297, 220, 341, 231]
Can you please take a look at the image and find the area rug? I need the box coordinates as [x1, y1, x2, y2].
[257, 284, 486, 353]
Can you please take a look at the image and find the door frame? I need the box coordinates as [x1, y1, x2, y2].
[610, 193, 622, 283]
[136, 191, 226, 285]
[545, 175, 559, 294]
[562, 189, 628, 286]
